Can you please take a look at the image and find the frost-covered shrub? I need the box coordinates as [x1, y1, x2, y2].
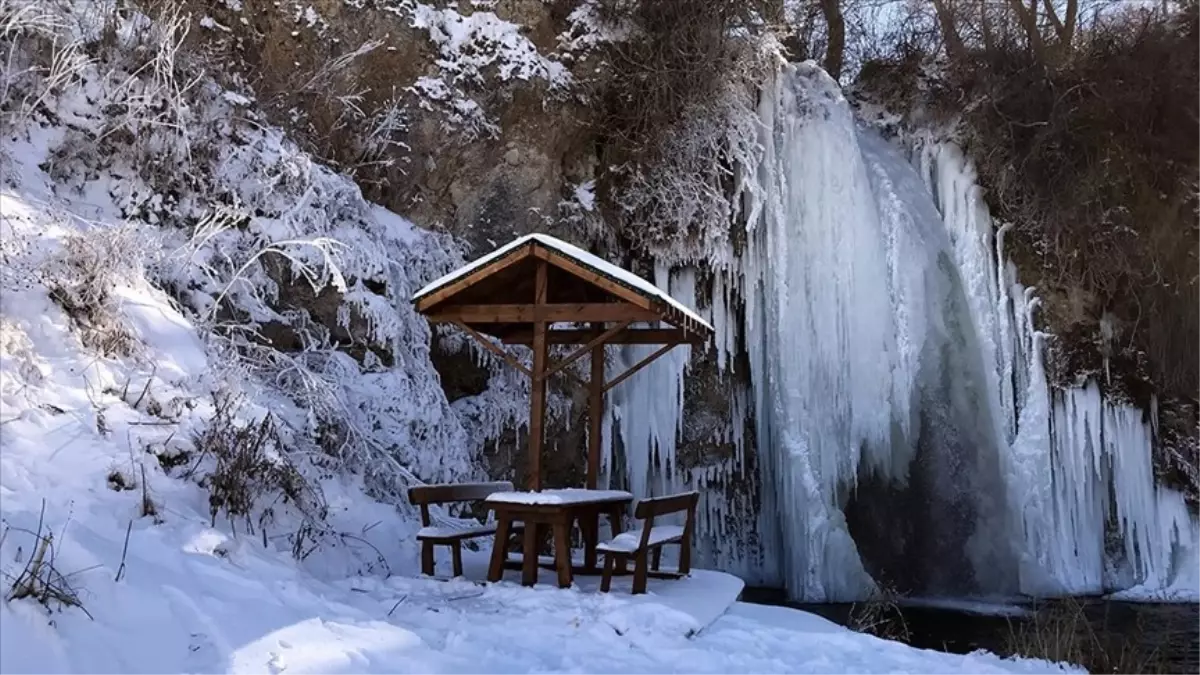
[0, 0, 91, 137]
[43, 226, 147, 356]
[194, 392, 326, 539]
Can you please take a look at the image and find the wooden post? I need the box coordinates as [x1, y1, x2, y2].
[528, 260, 548, 492]
[586, 322, 605, 490]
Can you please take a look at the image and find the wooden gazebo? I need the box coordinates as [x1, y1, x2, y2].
[412, 234, 713, 491]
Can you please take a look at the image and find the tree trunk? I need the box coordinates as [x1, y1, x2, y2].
[1007, 0, 1048, 62]
[931, 0, 968, 61]
[820, 0, 846, 80]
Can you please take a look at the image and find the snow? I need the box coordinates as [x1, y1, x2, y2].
[412, 233, 714, 332]
[597, 525, 687, 553]
[486, 488, 633, 505]
[407, 3, 570, 87]
[0, 255, 1072, 674]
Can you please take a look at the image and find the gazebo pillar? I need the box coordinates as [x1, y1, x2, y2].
[586, 322, 605, 490]
[527, 260, 549, 491]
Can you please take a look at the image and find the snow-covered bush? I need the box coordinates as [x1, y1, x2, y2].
[0, 0, 91, 136]
[194, 391, 324, 539]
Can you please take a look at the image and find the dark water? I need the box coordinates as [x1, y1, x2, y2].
[742, 587, 1200, 673]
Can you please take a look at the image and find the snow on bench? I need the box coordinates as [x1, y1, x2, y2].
[417, 520, 526, 540]
[409, 480, 523, 578]
[596, 524, 686, 553]
[598, 491, 699, 595]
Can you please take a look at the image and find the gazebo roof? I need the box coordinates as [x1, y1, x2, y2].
[413, 234, 713, 340]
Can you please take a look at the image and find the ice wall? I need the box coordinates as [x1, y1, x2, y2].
[599, 60, 1198, 602]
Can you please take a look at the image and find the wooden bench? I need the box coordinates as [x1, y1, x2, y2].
[597, 491, 699, 595]
[408, 481, 524, 578]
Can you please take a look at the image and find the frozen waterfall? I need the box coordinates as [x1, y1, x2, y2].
[599, 61, 1198, 602]
[736, 63, 1019, 600]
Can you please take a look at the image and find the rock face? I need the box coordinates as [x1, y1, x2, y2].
[192, 0, 598, 253]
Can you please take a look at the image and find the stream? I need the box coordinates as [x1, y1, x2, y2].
[741, 587, 1199, 673]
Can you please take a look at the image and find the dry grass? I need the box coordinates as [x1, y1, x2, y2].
[847, 581, 912, 643]
[1004, 597, 1169, 674]
[44, 228, 144, 358]
[192, 392, 327, 550]
[3, 502, 93, 619]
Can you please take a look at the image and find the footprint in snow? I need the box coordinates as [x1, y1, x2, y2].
[267, 651, 286, 674]
[184, 633, 217, 671]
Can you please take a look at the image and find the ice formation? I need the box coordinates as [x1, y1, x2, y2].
[599, 60, 1199, 602]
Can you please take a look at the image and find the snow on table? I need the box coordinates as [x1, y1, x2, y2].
[412, 233, 713, 331]
[486, 488, 633, 505]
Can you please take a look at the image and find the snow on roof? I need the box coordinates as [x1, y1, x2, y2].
[413, 233, 713, 332]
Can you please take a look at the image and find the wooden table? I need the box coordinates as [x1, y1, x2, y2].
[485, 489, 634, 588]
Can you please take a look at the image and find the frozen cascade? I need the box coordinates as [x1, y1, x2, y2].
[599, 60, 1197, 602]
[923, 135, 1199, 598]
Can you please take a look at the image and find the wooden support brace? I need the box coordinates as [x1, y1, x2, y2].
[429, 304, 660, 324]
[586, 322, 605, 490]
[527, 260, 549, 492]
[452, 319, 532, 378]
[543, 321, 631, 380]
[602, 342, 679, 394]
[501, 328, 702, 346]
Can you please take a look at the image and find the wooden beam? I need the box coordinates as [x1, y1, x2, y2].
[543, 321, 631, 380]
[502, 328, 703, 345]
[586, 323, 605, 491]
[602, 342, 680, 394]
[414, 244, 532, 312]
[427, 303, 660, 324]
[527, 260, 549, 492]
[450, 319, 531, 378]
[532, 246, 653, 311]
